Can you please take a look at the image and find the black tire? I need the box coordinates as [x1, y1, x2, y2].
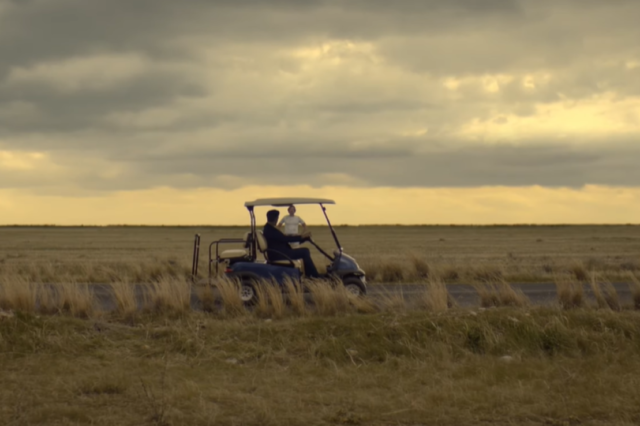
[342, 276, 366, 297]
[239, 279, 259, 306]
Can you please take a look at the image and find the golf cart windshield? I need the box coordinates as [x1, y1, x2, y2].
[245, 197, 342, 258]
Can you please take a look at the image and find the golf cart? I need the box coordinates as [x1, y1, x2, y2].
[191, 197, 367, 304]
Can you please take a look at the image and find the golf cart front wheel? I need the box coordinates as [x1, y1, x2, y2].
[342, 277, 366, 297]
[240, 280, 258, 305]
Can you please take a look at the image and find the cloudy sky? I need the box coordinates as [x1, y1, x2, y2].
[1, 0, 639, 224]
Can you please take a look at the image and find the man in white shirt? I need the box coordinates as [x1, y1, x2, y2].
[278, 205, 307, 248]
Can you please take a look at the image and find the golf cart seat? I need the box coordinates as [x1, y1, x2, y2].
[219, 249, 248, 260]
[256, 231, 304, 271]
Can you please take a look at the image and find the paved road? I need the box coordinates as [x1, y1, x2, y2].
[77, 281, 638, 311]
[372, 282, 635, 307]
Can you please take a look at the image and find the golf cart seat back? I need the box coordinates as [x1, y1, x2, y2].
[218, 232, 253, 260]
[256, 231, 304, 271]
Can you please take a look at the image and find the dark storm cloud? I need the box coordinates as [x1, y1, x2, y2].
[3, 0, 629, 75]
[1, 0, 640, 193]
[0, 72, 206, 133]
[129, 140, 640, 189]
[8, 139, 634, 192]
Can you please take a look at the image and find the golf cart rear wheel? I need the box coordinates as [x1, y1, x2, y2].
[342, 277, 366, 297]
[240, 279, 258, 305]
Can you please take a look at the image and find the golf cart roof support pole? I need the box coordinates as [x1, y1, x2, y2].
[208, 241, 214, 286]
[248, 206, 256, 259]
[191, 234, 200, 283]
[321, 203, 342, 252]
[309, 240, 334, 261]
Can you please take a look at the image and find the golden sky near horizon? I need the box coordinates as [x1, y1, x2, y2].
[1, 0, 640, 224]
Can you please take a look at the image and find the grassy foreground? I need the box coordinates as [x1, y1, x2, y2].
[2, 307, 640, 426]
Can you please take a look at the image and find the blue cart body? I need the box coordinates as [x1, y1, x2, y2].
[229, 261, 301, 285]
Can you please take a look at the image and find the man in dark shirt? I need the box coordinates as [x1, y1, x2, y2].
[262, 209, 320, 278]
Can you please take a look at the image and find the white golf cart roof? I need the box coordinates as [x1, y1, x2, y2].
[244, 197, 335, 207]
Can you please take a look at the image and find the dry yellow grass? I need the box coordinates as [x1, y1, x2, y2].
[143, 276, 191, 315]
[4, 273, 640, 424]
[0, 275, 36, 313]
[109, 280, 138, 318]
[307, 280, 352, 316]
[588, 273, 621, 311]
[0, 277, 96, 318]
[195, 284, 216, 313]
[57, 281, 95, 318]
[7, 274, 640, 325]
[215, 277, 247, 317]
[265, 283, 286, 318]
[555, 276, 585, 309]
[629, 272, 640, 310]
[4, 273, 640, 323]
[3, 308, 640, 425]
[0, 276, 398, 319]
[472, 264, 505, 283]
[570, 260, 589, 281]
[379, 261, 405, 282]
[283, 276, 306, 316]
[4, 224, 640, 425]
[420, 276, 449, 312]
[36, 283, 59, 315]
[409, 254, 431, 279]
[348, 293, 378, 314]
[376, 287, 407, 312]
[602, 279, 621, 311]
[474, 282, 501, 307]
[589, 272, 608, 309]
[473, 280, 529, 308]
[254, 284, 271, 317]
[497, 280, 529, 307]
[2, 225, 640, 284]
[254, 281, 286, 319]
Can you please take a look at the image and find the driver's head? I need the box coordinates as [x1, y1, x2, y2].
[288, 205, 296, 215]
[266, 209, 280, 224]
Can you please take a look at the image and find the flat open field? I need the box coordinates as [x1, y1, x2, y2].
[1, 225, 640, 283]
[2, 226, 640, 425]
[2, 308, 640, 426]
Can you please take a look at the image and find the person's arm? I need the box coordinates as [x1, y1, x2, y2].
[299, 217, 307, 233]
[277, 218, 285, 230]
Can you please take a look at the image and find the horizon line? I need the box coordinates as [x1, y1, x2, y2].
[1, 223, 639, 228]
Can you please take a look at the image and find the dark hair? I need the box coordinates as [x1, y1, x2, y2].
[266, 209, 280, 223]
